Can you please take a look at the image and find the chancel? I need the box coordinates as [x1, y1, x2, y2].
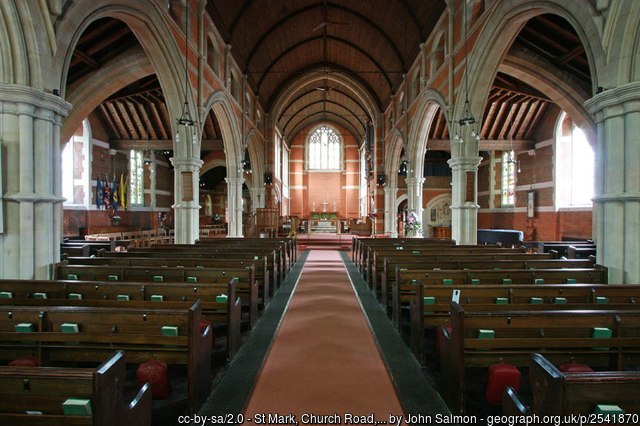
[1, 0, 639, 424]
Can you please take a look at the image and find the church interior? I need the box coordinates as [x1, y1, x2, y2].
[1, 0, 639, 424]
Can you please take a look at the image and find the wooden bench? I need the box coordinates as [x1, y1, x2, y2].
[0, 277, 243, 359]
[0, 351, 151, 426]
[199, 237, 297, 269]
[351, 237, 455, 272]
[378, 255, 586, 307]
[124, 246, 283, 291]
[409, 282, 640, 364]
[0, 300, 212, 413]
[54, 263, 258, 328]
[66, 255, 271, 305]
[392, 267, 608, 329]
[440, 303, 640, 414]
[504, 353, 640, 417]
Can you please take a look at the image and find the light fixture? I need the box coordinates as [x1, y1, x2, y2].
[506, 133, 521, 173]
[453, 0, 480, 145]
[175, 0, 196, 145]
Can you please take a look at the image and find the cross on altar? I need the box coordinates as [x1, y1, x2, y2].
[321, 200, 329, 212]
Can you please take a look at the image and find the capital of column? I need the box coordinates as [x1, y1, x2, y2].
[0, 83, 71, 117]
[384, 186, 398, 195]
[585, 82, 640, 122]
[593, 192, 640, 204]
[447, 156, 482, 171]
[405, 177, 425, 186]
[225, 177, 245, 185]
[170, 156, 204, 170]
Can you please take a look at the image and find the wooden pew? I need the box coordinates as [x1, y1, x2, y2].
[505, 353, 640, 417]
[0, 278, 242, 360]
[123, 247, 282, 291]
[0, 301, 212, 414]
[352, 237, 455, 272]
[54, 263, 258, 328]
[366, 246, 523, 288]
[65, 255, 272, 305]
[198, 237, 297, 269]
[440, 303, 640, 414]
[392, 266, 607, 329]
[378, 255, 586, 306]
[409, 282, 640, 364]
[0, 351, 151, 426]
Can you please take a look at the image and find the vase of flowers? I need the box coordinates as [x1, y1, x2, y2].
[405, 211, 421, 237]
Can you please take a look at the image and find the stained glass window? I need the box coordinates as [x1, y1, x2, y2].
[308, 126, 341, 170]
[501, 150, 516, 206]
[129, 150, 144, 206]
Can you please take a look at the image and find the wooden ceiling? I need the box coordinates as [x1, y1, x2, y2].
[66, 8, 591, 154]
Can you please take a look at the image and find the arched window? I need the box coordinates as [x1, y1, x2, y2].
[129, 150, 144, 206]
[555, 112, 594, 207]
[501, 150, 516, 206]
[307, 125, 342, 170]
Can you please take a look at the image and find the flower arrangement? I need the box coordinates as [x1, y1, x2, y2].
[405, 211, 421, 232]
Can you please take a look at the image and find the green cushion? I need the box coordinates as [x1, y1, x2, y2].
[470, 278, 480, 285]
[33, 292, 48, 299]
[161, 325, 179, 336]
[152, 275, 164, 282]
[186, 276, 198, 283]
[442, 278, 453, 285]
[67, 274, 78, 280]
[68, 293, 82, 300]
[530, 297, 543, 304]
[117, 294, 130, 301]
[593, 404, 624, 415]
[62, 398, 92, 416]
[477, 329, 495, 339]
[60, 323, 79, 333]
[15, 323, 35, 332]
[495, 297, 509, 304]
[151, 294, 164, 301]
[423, 296, 436, 305]
[595, 296, 609, 304]
[554, 297, 567, 304]
[502, 278, 512, 285]
[216, 294, 228, 303]
[0, 291, 13, 298]
[107, 275, 118, 281]
[534, 278, 544, 285]
[565, 278, 577, 284]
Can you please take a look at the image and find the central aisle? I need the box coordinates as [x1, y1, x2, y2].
[244, 250, 404, 418]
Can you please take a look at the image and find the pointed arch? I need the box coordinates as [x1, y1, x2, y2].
[384, 128, 405, 191]
[203, 91, 242, 178]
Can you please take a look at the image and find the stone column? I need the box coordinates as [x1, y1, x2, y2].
[225, 176, 245, 237]
[250, 187, 265, 212]
[448, 155, 482, 245]
[170, 156, 203, 244]
[585, 82, 640, 284]
[405, 176, 426, 220]
[384, 186, 398, 237]
[0, 84, 70, 279]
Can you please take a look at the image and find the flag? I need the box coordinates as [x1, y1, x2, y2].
[112, 175, 119, 211]
[103, 177, 111, 210]
[96, 178, 103, 209]
[119, 174, 128, 211]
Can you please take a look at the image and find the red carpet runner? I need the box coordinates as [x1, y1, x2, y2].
[244, 250, 403, 423]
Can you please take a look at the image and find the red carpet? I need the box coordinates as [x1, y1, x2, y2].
[244, 250, 403, 422]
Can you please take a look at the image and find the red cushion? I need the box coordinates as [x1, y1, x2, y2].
[485, 363, 521, 405]
[559, 361, 593, 373]
[137, 359, 170, 399]
[8, 356, 39, 367]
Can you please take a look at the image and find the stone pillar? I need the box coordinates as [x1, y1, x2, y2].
[406, 177, 426, 220]
[384, 186, 398, 237]
[170, 156, 203, 244]
[585, 82, 640, 284]
[225, 176, 245, 237]
[448, 155, 482, 245]
[250, 187, 265, 212]
[0, 84, 70, 279]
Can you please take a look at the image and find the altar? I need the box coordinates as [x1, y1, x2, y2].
[306, 211, 341, 234]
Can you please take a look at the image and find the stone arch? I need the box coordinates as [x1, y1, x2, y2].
[384, 128, 405, 191]
[245, 128, 265, 185]
[603, 0, 640, 84]
[459, 0, 605, 156]
[54, 1, 193, 156]
[203, 91, 242, 179]
[396, 193, 408, 213]
[408, 89, 449, 182]
[200, 158, 226, 176]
